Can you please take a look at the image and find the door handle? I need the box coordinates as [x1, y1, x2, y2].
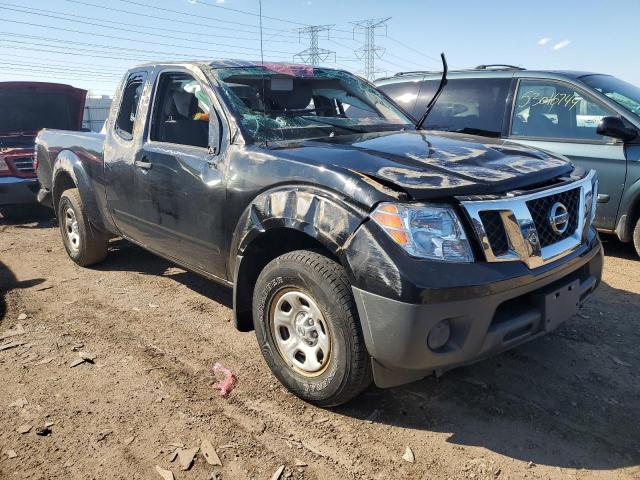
[597, 194, 610, 204]
[135, 158, 152, 170]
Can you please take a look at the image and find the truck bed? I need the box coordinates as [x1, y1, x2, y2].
[36, 129, 105, 192]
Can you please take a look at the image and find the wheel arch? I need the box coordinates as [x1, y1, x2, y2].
[616, 179, 640, 242]
[229, 187, 367, 332]
[51, 150, 105, 232]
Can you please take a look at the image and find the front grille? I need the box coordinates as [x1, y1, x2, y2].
[461, 171, 594, 269]
[526, 188, 580, 247]
[9, 156, 35, 174]
[479, 210, 510, 256]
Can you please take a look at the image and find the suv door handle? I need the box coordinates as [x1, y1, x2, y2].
[597, 194, 610, 204]
[135, 159, 152, 170]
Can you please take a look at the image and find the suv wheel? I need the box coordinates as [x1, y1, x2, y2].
[253, 250, 372, 407]
[58, 188, 109, 266]
[634, 217, 640, 258]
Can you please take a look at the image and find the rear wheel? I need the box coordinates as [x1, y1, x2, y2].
[253, 250, 372, 407]
[58, 188, 109, 266]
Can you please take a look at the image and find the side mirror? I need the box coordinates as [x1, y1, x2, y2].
[596, 116, 637, 142]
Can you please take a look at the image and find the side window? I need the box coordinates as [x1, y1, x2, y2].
[115, 77, 144, 139]
[150, 72, 211, 148]
[420, 78, 511, 137]
[511, 80, 615, 141]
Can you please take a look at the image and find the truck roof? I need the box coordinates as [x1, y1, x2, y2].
[132, 59, 341, 71]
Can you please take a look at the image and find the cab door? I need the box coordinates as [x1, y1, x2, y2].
[507, 78, 626, 230]
[105, 70, 149, 237]
[132, 67, 227, 278]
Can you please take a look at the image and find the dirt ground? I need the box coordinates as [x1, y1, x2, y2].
[0, 212, 638, 480]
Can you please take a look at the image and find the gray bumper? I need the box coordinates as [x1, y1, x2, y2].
[0, 177, 39, 206]
[352, 242, 603, 388]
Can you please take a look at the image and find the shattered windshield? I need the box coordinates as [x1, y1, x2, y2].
[212, 64, 413, 142]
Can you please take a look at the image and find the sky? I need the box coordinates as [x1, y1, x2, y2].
[0, 0, 638, 96]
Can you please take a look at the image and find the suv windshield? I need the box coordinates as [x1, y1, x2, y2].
[581, 74, 640, 118]
[212, 64, 413, 142]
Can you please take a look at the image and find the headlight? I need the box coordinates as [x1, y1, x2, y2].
[371, 202, 474, 262]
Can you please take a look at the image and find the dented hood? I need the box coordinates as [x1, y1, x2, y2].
[273, 130, 572, 200]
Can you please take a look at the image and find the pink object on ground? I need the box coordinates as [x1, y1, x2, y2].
[212, 362, 237, 397]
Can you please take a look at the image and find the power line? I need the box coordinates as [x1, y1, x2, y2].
[0, 58, 122, 76]
[182, 0, 309, 27]
[117, 0, 300, 36]
[0, 10, 298, 57]
[0, 1, 293, 45]
[294, 25, 335, 66]
[60, 0, 300, 40]
[0, 32, 218, 60]
[0, 34, 294, 64]
[386, 35, 440, 63]
[0, 65, 120, 82]
[0, 39, 162, 63]
[351, 18, 391, 80]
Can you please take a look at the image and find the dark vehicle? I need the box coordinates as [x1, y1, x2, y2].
[36, 61, 602, 406]
[377, 66, 640, 256]
[0, 82, 86, 218]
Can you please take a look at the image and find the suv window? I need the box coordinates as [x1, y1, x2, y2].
[511, 80, 616, 142]
[377, 81, 422, 116]
[384, 78, 511, 137]
[116, 75, 145, 138]
[150, 72, 211, 148]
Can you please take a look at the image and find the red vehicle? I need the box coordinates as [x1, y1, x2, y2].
[0, 82, 86, 218]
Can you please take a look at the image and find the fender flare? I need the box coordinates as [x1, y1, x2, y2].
[228, 186, 368, 331]
[51, 150, 106, 232]
[229, 186, 367, 273]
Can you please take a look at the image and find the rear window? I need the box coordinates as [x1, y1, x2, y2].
[116, 75, 145, 139]
[382, 77, 511, 138]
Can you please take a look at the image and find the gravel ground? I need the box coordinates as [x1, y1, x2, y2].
[1, 212, 639, 480]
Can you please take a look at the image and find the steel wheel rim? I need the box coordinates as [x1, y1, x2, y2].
[64, 206, 81, 252]
[269, 288, 332, 377]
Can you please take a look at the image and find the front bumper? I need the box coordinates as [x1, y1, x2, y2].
[0, 176, 39, 207]
[351, 234, 603, 388]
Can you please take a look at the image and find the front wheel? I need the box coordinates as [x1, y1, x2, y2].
[58, 188, 109, 266]
[253, 250, 372, 407]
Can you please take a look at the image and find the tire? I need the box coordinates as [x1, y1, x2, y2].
[253, 250, 372, 407]
[634, 217, 640, 258]
[58, 188, 109, 266]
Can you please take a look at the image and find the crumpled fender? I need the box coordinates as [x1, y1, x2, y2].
[52, 150, 107, 232]
[228, 185, 370, 331]
[229, 185, 367, 275]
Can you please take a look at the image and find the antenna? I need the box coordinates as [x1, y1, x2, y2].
[258, 0, 268, 146]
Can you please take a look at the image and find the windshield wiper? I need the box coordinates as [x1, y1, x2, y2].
[416, 53, 448, 130]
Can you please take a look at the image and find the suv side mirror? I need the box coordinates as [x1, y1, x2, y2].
[597, 116, 638, 142]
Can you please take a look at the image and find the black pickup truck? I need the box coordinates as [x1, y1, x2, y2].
[36, 60, 603, 406]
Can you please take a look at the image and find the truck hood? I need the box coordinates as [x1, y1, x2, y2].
[0, 82, 87, 140]
[272, 130, 573, 200]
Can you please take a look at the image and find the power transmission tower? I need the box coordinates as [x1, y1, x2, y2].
[351, 17, 391, 80]
[294, 25, 336, 66]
